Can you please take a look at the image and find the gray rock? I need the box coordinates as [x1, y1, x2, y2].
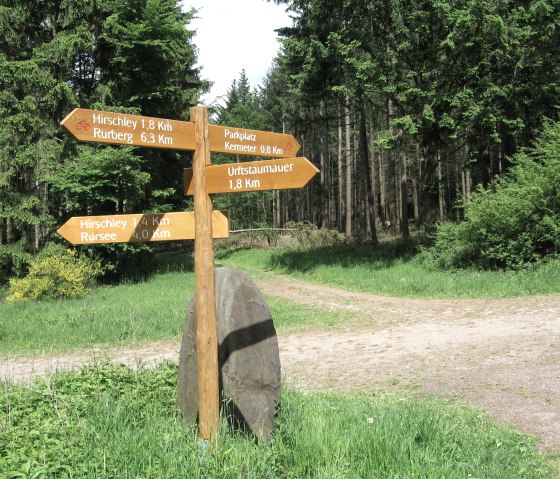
[177, 267, 281, 444]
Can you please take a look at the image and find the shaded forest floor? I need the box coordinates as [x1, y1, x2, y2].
[2, 272, 559, 452]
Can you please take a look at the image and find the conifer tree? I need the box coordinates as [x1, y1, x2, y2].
[0, 0, 204, 281]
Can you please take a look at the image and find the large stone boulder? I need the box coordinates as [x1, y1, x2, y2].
[177, 267, 281, 444]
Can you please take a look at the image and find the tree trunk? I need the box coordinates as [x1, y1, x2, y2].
[358, 101, 377, 243]
[387, 99, 397, 233]
[400, 154, 409, 237]
[6, 217, 14, 244]
[337, 102, 344, 232]
[345, 102, 352, 238]
[412, 177, 419, 222]
[379, 147, 387, 228]
[437, 151, 446, 221]
[368, 118, 379, 236]
[0, 218, 5, 245]
[321, 102, 330, 229]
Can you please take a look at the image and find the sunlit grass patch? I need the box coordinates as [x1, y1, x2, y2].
[216, 243, 560, 298]
[0, 267, 356, 357]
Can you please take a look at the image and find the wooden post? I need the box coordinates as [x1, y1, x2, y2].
[191, 106, 220, 440]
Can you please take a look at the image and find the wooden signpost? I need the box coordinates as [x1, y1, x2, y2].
[183, 157, 319, 195]
[60, 106, 318, 442]
[190, 106, 220, 441]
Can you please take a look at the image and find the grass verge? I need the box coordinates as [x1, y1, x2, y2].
[216, 242, 560, 298]
[0, 362, 556, 478]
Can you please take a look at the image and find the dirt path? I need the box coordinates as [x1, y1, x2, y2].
[1, 274, 559, 451]
[258, 275, 560, 451]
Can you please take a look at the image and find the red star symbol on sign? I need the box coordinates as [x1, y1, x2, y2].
[285, 142, 293, 152]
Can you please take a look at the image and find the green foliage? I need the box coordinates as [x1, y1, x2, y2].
[417, 221, 475, 269]
[7, 246, 101, 302]
[425, 120, 560, 269]
[0, 362, 555, 478]
[285, 221, 346, 248]
[217, 69, 268, 128]
[0, 0, 203, 278]
[270, 0, 560, 232]
[98, 0, 202, 111]
[0, 241, 31, 284]
[49, 146, 150, 213]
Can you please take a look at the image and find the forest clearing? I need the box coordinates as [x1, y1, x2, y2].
[2, 0, 560, 476]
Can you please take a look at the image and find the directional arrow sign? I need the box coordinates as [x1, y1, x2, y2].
[208, 125, 300, 158]
[58, 211, 228, 245]
[184, 157, 319, 195]
[61, 108, 302, 158]
[60, 108, 196, 151]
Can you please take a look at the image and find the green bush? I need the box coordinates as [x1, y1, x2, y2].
[7, 246, 101, 302]
[426, 120, 560, 270]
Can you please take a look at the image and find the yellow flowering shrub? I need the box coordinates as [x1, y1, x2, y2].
[7, 249, 101, 302]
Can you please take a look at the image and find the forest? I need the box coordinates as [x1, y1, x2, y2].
[1, 0, 559, 284]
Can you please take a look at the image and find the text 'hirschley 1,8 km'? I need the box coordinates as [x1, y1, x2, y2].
[61, 108, 197, 150]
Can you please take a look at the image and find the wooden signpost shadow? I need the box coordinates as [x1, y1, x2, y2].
[60, 105, 319, 442]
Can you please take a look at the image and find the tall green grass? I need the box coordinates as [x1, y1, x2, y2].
[0, 362, 556, 478]
[216, 242, 560, 298]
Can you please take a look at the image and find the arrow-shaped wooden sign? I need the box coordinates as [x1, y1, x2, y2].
[207, 125, 300, 158]
[184, 157, 319, 195]
[60, 108, 197, 151]
[61, 109, 301, 158]
[57, 211, 229, 245]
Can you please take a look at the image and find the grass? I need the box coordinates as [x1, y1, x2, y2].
[1, 246, 559, 476]
[1, 237, 559, 356]
[0, 267, 353, 357]
[1, 362, 557, 478]
[266, 295, 354, 331]
[215, 240, 560, 299]
[0, 271, 194, 357]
